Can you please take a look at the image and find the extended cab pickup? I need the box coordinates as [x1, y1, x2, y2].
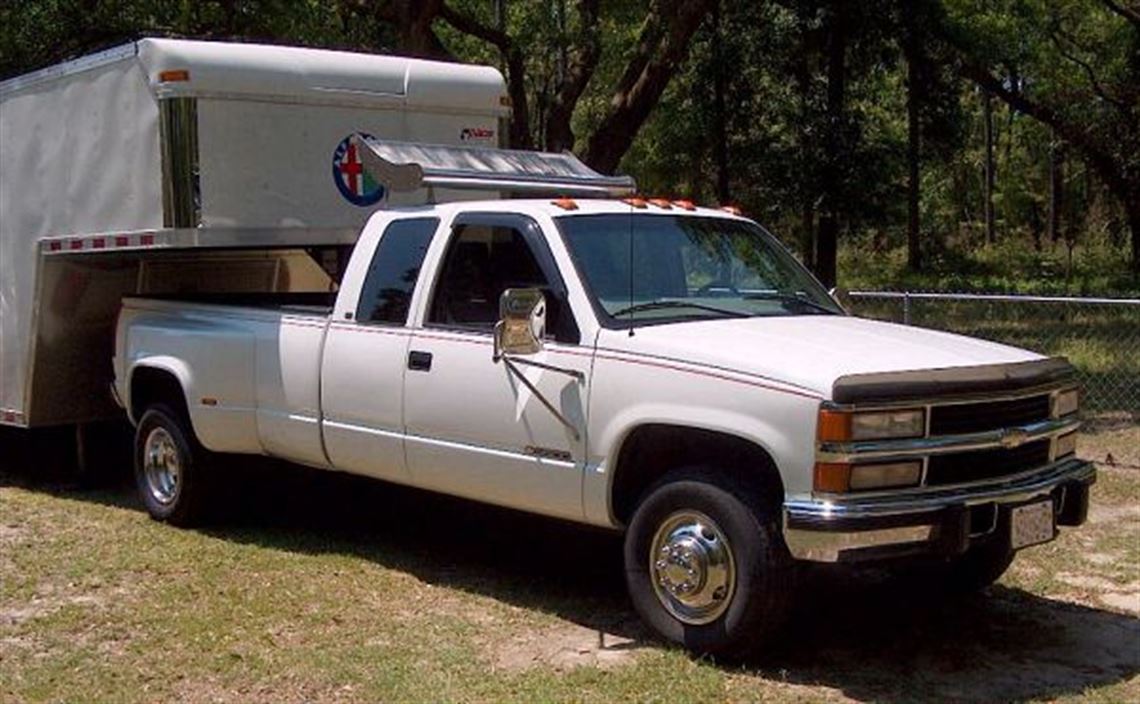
[114, 198, 1095, 656]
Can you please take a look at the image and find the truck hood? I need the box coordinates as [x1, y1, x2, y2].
[597, 315, 1041, 399]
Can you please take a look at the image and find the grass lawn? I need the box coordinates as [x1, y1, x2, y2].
[2, 427, 1138, 703]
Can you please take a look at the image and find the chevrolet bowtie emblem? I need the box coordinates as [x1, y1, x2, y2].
[1000, 428, 1030, 449]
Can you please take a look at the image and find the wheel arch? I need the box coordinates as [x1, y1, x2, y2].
[127, 359, 193, 425]
[607, 422, 786, 527]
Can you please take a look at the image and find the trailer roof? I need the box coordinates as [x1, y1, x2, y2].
[2, 39, 509, 115]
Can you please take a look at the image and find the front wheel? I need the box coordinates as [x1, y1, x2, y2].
[134, 404, 211, 527]
[624, 468, 794, 658]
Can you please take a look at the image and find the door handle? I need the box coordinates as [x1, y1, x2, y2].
[408, 350, 433, 372]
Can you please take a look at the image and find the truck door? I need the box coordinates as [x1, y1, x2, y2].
[320, 217, 439, 483]
[402, 213, 590, 521]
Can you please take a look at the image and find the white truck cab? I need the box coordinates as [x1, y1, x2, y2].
[112, 138, 1095, 657]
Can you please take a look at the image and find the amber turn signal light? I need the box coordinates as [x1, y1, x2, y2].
[817, 409, 853, 442]
[813, 462, 852, 493]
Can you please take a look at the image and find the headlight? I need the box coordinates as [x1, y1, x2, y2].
[818, 408, 926, 442]
[814, 460, 923, 493]
[1053, 388, 1079, 418]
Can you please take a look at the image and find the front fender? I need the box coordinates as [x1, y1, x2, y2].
[583, 397, 819, 527]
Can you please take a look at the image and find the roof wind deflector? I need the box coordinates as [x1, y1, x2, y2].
[351, 135, 637, 198]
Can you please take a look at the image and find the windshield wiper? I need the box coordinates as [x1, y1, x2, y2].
[742, 291, 837, 315]
[609, 300, 750, 319]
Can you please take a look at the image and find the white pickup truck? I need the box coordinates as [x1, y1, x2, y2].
[113, 195, 1095, 657]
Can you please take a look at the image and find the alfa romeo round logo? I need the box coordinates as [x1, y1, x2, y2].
[332, 133, 385, 207]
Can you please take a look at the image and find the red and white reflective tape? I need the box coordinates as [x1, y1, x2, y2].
[1, 408, 25, 424]
[43, 231, 159, 253]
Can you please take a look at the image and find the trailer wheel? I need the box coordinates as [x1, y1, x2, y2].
[134, 404, 210, 526]
[74, 420, 133, 488]
[624, 467, 794, 659]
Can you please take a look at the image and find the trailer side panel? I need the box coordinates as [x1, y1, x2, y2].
[1, 53, 162, 422]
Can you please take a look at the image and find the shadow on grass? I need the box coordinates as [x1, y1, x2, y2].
[2, 436, 1137, 702]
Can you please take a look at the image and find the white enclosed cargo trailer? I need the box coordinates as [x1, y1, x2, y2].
[0, 38, 508, 428]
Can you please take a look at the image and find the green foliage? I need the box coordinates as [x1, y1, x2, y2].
[2, 0, 1137, 292]
[839, 231, 1139, 296]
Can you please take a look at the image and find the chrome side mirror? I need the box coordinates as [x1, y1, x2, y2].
[494, 288, 546, 359]
[829, 286, 853, 315]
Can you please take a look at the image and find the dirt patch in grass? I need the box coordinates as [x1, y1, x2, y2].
[1080, 418, 1140, 468]
[488, 620, 644, 673]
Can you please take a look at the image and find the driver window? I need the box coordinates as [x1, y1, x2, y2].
[428, 224, 551, 331]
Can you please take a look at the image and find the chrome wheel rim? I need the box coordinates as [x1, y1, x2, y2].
[143, 427, 180, 505]
[649, 509, 736, 625]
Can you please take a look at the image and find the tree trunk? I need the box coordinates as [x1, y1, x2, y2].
[388, 0, 450, 58]
[1049, 135, 1064, 243]
[801, 204, 815, 269]
[1128, 195, 1140, 276]
[982, 89, 996, 244]
[957, 60, 1138, 273]
[711, 0, 730, 203]
[582, 0, 714, 174]
[903, 2, 922, 271]
[438, 4, 534, 148]
[544, 0, 601, 152]
[815, 1, 847, 289]
[795, 18, 814, 266]
[1029, 199, 1043, 251]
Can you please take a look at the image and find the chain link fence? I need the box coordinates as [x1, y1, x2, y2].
[848, 292, 1140, 419]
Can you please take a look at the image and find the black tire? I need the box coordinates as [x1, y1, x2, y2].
[624, 467, 794, 659]
[895, 536, 1015, 595]
[941, 537, 1015, 593]
[133, 404, 211, 526]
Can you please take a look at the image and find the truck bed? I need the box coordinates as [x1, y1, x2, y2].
[136, 291, 337, 316]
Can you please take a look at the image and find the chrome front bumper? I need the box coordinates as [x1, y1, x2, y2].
[783, 457, 1096, 562]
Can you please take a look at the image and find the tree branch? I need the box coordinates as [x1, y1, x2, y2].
[1048, 24, 1131, 115]
[1100, 0, 1140, 30]
[545, 0, 601, 152]
[582, 0, 715, 173]
[438, 3, 533, 148]
[958, 60, 1127, 195]
[438, 2, 510, 49]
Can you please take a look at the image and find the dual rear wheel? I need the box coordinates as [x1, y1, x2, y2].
[133, 404, 211, 527]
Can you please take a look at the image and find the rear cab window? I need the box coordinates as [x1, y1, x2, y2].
[355, 217, 439, 325]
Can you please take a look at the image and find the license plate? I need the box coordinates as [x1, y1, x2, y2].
[1010, 500, 1055, 550]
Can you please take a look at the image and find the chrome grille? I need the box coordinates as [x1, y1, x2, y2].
[925, 439, 1051, 486]
[929, 394, 1051, 436]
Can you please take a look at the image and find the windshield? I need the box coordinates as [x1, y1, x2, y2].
[557, 213, 843, 325]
